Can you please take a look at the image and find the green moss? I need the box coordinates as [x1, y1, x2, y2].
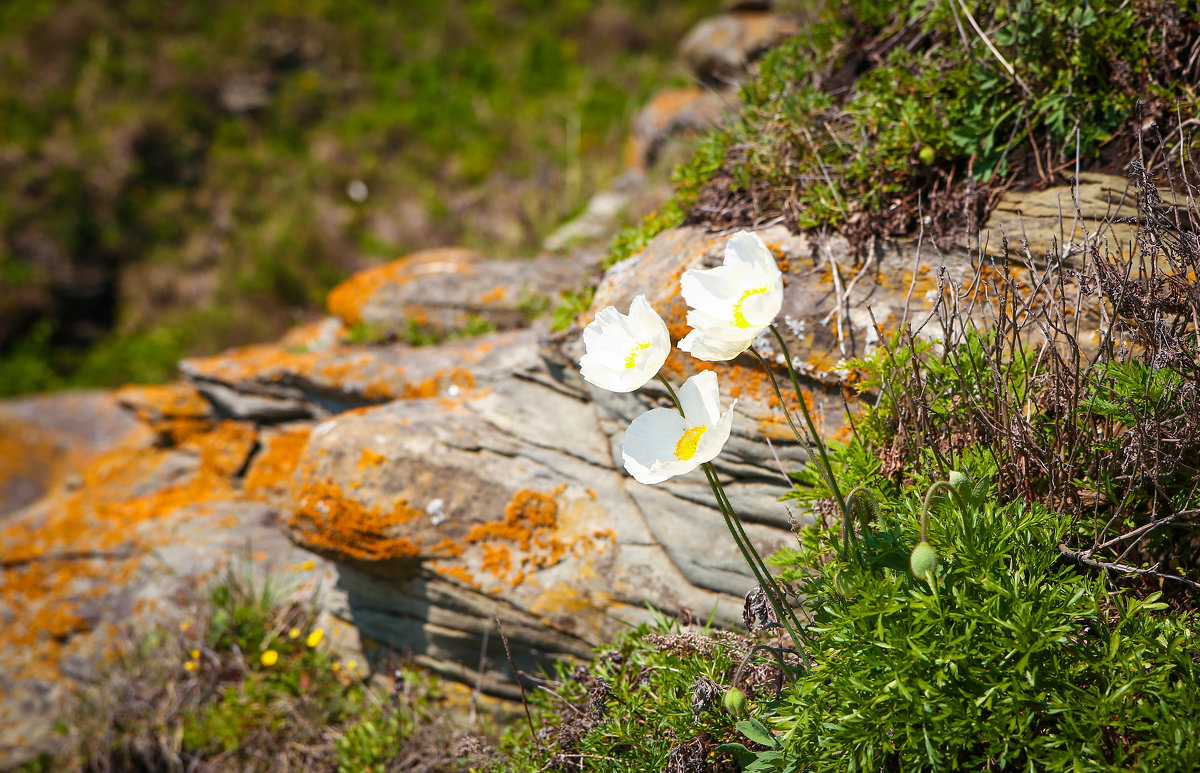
[633, 0, 1200, 244]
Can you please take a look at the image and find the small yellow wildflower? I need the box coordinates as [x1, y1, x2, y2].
[301, 560, 316, 571]
[261, 649, 279, 667]
[346, 660, 357, 671]
[288, 627, 300, 639]
[190, 649, 200, 660]
[306, 628, 324, 648]
[179, 622, 191, 632]
[331, 662, 341, 672]
[184, 661, 198, 672]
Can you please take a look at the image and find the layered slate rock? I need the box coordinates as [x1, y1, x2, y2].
[678, 6, 800, 85]
[0, 391, 151, 516]
[0, 413, 344, 766]
[182, 326, 543, 421]
[282, 328, 786, 696]
[982, 171, 1153, 256]
[326, 248, 584, 339]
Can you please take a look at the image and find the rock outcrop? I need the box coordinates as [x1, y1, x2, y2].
[1, 5, 1138, 762]
[0, 174, 1118, 763]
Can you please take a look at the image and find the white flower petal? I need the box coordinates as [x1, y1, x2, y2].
[680, 265, 743, 318]
[678, 370, 721, 425]
[693, 398, 736, 465]
[621, 407, 693, 484]
[578, 295, 671, 392]
[724, 230, 776, 276]
[679, 328, 759, 362]
[677, 230, 784, 361]
[620, 372, 737, 484]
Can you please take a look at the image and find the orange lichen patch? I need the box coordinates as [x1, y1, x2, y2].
[326, 248, 479, 325]
[290, 479, 425, 562]
[429, 561, 480, 589]
[479, 286, 507, 304]
[505, 485, 563, 528]
[454, 484, 614, 588]
[0, 439, 240, 682]
[181, 420, 257, 478]
[114, 382, 213, 444]
[358, 448, 387, 469]
[400, 366, 477, 400]
[429, 538, 463, 558]
[243, 428, 312, 502]
[481, 543, 513, 578]
[528, 582, 614, 635]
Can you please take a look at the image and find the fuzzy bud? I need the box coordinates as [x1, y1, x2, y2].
[834, 570, 855, 599]
[910, 541, 939, 582]
[723, 687, 748, 718]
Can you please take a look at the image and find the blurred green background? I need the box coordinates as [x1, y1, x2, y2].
[0, 0, 722, 395]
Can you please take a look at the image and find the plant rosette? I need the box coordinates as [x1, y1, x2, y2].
[679, 231, 784, 361]
[622, 370, 736, 484]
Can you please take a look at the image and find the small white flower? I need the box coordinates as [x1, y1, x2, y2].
[579, 295, 670, 393]
[679, 231, 783, 361]
[622, 370, 737, 484]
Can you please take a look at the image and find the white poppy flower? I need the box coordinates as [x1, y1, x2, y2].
[622, 370, 737, 484]
[579, 294, 671, 393]
[678, 230, 783, 361]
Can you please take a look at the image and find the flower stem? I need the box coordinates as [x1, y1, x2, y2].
[767, 325, 847, 516]
[703, 462, 811, 666]
[919, 479, 970, 543]
[657, 373, 810, 668]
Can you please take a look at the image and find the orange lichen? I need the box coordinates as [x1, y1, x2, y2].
[114, 382, 213, 444]
[243, 428, 312, 502]
[358, 448, 387, 469]
[481, 543, 513, 578]
[0, 433, 243, 682]
[429, 562, 480, 589]
[326, 248, 477, 325]
[429, 538, 463, 558]
[400, 366, 477, 400]
[479, 286, 506, 304]
[182, 420, 257, 478]
[504, 485, 563, 528]
[290, 479, 425, 562]
[528, 582, 614, 635]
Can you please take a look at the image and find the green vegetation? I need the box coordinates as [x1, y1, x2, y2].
[593, 0, 1199, 281]
[0, 0, 722, 395]
[44, 562, 494, 772]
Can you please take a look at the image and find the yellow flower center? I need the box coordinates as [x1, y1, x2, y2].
[624, 340, 651, 368]
[732, 286, 770, 329]
[674, 425, 708, 461]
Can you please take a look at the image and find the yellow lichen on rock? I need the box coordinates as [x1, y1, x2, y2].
[114, 383, 214, 444]
[289, 478, 425, 563]
[243, 427, 312, 503]
[326, 248, 479, 326]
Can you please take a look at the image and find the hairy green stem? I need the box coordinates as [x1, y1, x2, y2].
[766, 325, 847, 515]
[919, 479, 970, 542]
[655, 374, 810, 666]
[840, 485, 881, 561]
[704, 464, 813, 669]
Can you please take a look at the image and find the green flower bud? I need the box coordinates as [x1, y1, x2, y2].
[948, 469, 969, 490]
[834, 570, 855, 599]
[910, 541, 939, 581]
[723, 687, 748, 718]
[918, 146, 936, 165]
